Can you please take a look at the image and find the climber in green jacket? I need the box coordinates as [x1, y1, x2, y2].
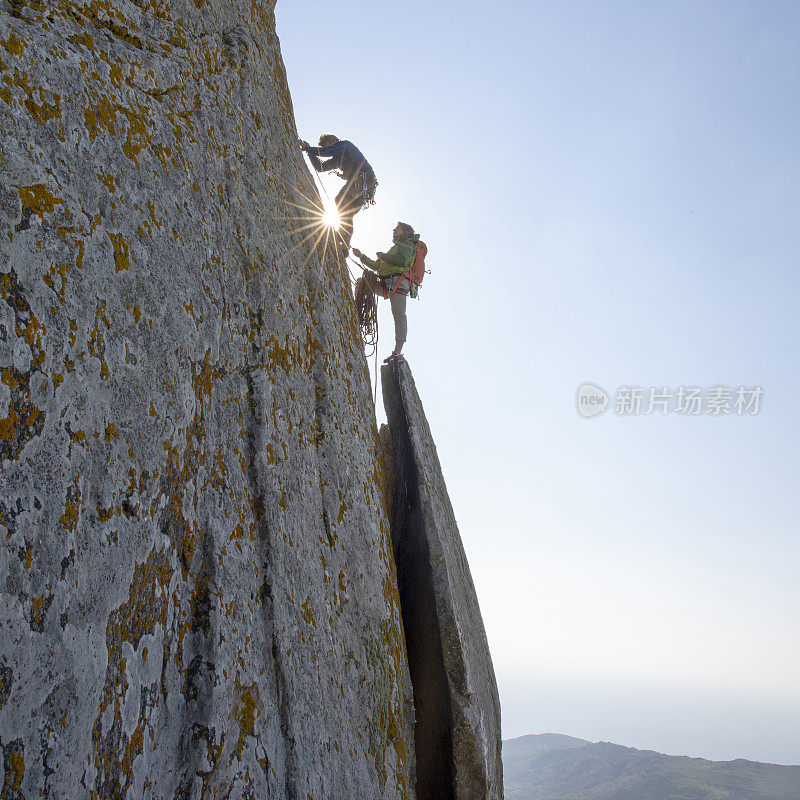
[353, 222, 420, 363]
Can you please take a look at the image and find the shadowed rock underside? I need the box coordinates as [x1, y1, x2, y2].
[382, 360, 503, 800]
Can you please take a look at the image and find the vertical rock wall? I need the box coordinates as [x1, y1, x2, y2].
[0, 0, 416, 796]
[382, 360, 503, 800]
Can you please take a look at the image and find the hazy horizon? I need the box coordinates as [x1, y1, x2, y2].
[501, 729, 798, 767]
[499, 674, 800, 765]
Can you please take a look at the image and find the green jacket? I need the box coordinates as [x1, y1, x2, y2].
[361, 234, 420, 278]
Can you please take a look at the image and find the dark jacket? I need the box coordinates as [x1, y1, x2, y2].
[306, 140, 372, 181]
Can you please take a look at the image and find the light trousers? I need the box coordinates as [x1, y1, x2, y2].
[364, 272, 408, 344]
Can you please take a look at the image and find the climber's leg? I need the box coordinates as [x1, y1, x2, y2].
[388, 287, 407, 355]
[335, 180, 363, 249]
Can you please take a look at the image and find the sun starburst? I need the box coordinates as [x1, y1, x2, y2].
[321, 197, 341, 230]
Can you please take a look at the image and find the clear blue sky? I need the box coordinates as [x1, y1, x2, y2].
[276, 1, 800, 764]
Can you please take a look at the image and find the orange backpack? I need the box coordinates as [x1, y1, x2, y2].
[410, 241, 428, 288]
[389, 240, 428, 298]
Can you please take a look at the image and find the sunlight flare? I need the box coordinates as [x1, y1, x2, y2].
[321, 197, 341, 230]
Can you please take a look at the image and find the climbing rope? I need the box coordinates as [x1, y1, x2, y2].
[354, 274, 378, 355]
[354, 273, 380, 403]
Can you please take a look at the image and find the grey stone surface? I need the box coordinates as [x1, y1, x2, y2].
[0, 1, 416, 796]
[382, 359, 503, 800]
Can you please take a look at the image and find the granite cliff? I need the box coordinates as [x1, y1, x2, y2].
[0, 0, 501, 797]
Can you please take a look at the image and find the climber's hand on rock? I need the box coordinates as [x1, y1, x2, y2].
[299, 140, 310, 150]
[351, 248, 363, 259]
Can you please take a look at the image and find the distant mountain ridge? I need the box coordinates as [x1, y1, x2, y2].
[503, 733, 800, 800]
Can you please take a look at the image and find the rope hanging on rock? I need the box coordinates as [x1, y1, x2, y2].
[354, 274, 378, 356]
[354, 273, 380, 404]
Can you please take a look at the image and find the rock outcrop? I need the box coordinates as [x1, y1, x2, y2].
[0, 0, 500, 797]
[382, 360, 503, 800]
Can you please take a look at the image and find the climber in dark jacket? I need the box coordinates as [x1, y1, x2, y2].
[300, 134, 377, 250]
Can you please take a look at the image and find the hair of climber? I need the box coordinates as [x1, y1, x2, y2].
[318, 133, 339, 148]
[395, 222, 415, 239]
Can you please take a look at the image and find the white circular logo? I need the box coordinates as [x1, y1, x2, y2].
[576, 383, 609, 417]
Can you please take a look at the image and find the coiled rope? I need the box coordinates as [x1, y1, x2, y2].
[354, 273, 379, 403]
[354, 274, 378, 355]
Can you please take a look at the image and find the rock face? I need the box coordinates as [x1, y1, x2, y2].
[382, 360, 503, 800]
[0, 0, 499, 797]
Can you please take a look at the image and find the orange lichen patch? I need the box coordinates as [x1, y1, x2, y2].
[162, 445, 200, 581]
[109, 549, 170, 650]
[7, 66, 61, 129]
[98, 171, 116, 193]
[90, 546, 172, 793]
[74, 239, 85, 269]
[225, 528, 246, 559]
[108, 231, 131, 272]
[1, 739, 24, 794]
[300, 597, 317, 628]
[19, 183, 62, 216]
[84, 90, 118, 141]
[88, 302, 111, 379]
[25, 88, 61, 125]
[134, 305, 141, 323]
[68, 31, 95, 51]
[193, 350, 221, 399]
[145, 201, 162, 229]
[119, 101, 151, 163]
[42, 261, 68, 298]
[30, 591, 53, 631]
[60, 493, 79, 531]
[0, 368, 44, 462]
[235, 682, 260, 757]
[2, 31, 27, 56]
[62, 0, 145, 49]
